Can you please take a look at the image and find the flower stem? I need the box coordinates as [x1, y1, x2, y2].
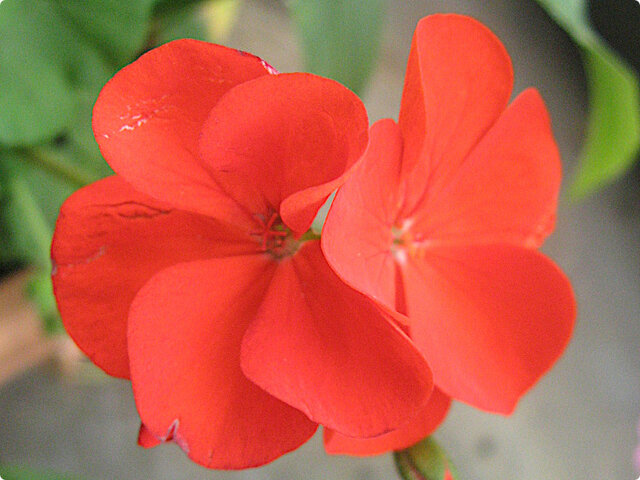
[20, 147, 100, 188]
[299, 230, 322, 242]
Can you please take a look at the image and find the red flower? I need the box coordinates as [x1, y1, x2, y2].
[321, 14, 576, 454]
[51, 41, 434, 469]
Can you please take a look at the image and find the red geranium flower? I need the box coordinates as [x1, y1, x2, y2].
[51, 41, 434, 469]
[321, 14, 576, 455]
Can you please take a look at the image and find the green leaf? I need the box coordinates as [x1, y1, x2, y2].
[533, 0, 640, 199]
[57, 0, 157, 66]
[154, 2, 209, 44]
[0, 465, 79, 480]
[394, 437, 459, 480]
[0, 1, 78, 146]
[0, 0, 157, 146]
[289, 0, 386, 95]
[153, 0, 207, 18]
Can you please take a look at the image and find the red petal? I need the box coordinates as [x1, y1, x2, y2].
[51, 176, 256, 378]
[402, 245, 575, 413]
[409, 89, 561, 247]
[199, 73, 369, 234]
[324, 388, 451, 456]
[398, 14, 513, 215]
[321, 119, 403, 311]
[93, 40, 271, 225]
[241, 241, 433, 438]
[128, 256, 317, 469]
[138, 424, 161, 449]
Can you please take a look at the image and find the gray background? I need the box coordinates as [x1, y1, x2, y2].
[2, 1, 639, 479]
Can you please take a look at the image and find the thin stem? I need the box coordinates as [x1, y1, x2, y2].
[299, 230, 322, 242]
[20, 147, 100, 188]
[9, 175, 52, 268]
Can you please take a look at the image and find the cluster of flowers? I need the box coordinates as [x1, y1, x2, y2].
[51, 14, 575, 469]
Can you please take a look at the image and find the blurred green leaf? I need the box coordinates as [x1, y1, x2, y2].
[289, 0, 386, 95]
[57, 0, 157, 66]
[155, 2, 209, 44]
[394, 437, 459, 480]
[153, 0, 207, 17]
[0, 465, 79, 480]
[0, 1, 78, 146]
[534, 0, 640, 199]
[0, 0, 157, 146]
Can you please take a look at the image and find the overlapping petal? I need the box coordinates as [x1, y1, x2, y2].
[128, 256, 318, 469]
[409, 88, 561, 247]
[403, 245, 575, 413]
[51, 176, 257, 378]
[92, 40, 272, 226]
[199, 73, 369, 234]
[240, 241, 433, 438]
[398, 14, 513, 216]
[322, 119, 403, 310]
[323, 389, 451, 456]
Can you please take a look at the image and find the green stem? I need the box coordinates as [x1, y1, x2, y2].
[20, 147, 99, 187]
[299, 230, 322, 242]
[9, 175, 52, 268]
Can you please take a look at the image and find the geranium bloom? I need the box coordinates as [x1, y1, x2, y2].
[51, 41, 434, 469]
[321, 14, 576, 454]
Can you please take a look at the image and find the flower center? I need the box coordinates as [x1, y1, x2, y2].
[390, 220, 432, 263]
[251, 212, 300, 259]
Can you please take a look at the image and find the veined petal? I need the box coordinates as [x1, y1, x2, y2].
[321, 119, 403, 311]
[199, 73, 369, 234]
[402, 245, 575, 414]
[398, 14, 513, 215]
[410, 89, 561, 247]
[128, 256, 317, 469]
[324, 389, 451, 456]
[51, 176, 256, 378]
[241, 241, 433, 438]
[93, 40, 272, 225]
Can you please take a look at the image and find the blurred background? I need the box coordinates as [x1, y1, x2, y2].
[0, 0, 639, 479]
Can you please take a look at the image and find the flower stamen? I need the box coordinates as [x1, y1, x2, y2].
[251, 212, 300, 258]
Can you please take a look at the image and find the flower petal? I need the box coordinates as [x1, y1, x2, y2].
[241, 241, 433, 438]
[402, 245, 575, 413]
[51, 176, 256, 378]
[199, 73, 369, 234]
[322, 119, 403, 311]
[128, 256, 317, 469]
[138, 424, 161, 449]
[324, 388, 451, 456]
[409, 89, 561, 247]
[398, 14, 513, 215]
[93, 40, 271, 224]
